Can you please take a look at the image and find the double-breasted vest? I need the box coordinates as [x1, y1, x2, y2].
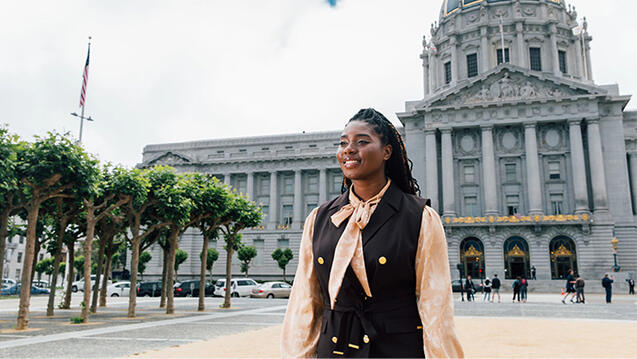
[312, 182, 430, 358]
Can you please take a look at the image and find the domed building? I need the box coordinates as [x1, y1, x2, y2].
[399, 0, 637, 285]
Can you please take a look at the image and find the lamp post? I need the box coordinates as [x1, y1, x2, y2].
[611, 229, 621, 272]
[456, 263, 464, 302]
[70, 112, 94, 143]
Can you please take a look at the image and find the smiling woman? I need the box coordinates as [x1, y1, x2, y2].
[281, 109, 464, 358]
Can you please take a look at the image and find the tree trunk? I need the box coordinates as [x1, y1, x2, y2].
[198, 232, 209, 311]
[30, 239, 42, 287]
[159, 242, 169, 308]
[46, 219, 67, 317]
[165, 227, 179, 314]
[283, 267, 286, 283]
[0, 208, 10, 293]
[62, 242, 75, 309]
[81, 208, 96, 323]
[100, 248, 113, 308]
[16, 204, 41, 330]
[222, 234, 234, 309]
[90, 235, 106, 313]
[127, 238, 141, 317]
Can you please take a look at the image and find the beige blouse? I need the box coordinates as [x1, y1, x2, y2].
[281, 186, 464, 359]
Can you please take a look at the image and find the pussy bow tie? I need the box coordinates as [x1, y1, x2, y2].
[327, 182, 389, 309]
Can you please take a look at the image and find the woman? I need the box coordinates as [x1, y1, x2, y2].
[520, 277, 528, 303]
[482, 277, 492, 302]
[512, 277, 521, 302]
[281, 109, 464, 358]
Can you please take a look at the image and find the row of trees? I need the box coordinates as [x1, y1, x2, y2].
[0, 125, 262, 330]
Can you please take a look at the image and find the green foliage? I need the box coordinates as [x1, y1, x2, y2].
[35, 257, 55, 278]
[0, 125, 20, 208]
[74, 256, 84, 275]
[70, 316, 83, 324]
[271, 248, 294, 270]
[59, 262, 66, 276]
[200, 248, 219, 271]
[138, 251, 152, 276]
[174, 249, 188, 272]
[237, 246, 257, 276]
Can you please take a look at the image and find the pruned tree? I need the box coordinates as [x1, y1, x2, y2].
[61, 221, 85, 309]
[138, 251, 152, 281]
[238, 245, 257, 277]
[200, 247, 219, 289]
[0, 126, 20, 289]
[35, 257, 53, 281]
[173, 249, 188, 282]
[271, 248, 294, 282]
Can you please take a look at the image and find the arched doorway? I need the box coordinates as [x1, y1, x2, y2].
[549, 236, 578, 279]
[503, 236, 530, 279]
[460, 237, 485, 279]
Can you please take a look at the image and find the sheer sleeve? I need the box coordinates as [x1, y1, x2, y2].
[281, 208, 324, 358]
[415, 206, 464, 358]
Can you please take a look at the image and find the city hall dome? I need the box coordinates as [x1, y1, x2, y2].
[441, 0, 564, 18]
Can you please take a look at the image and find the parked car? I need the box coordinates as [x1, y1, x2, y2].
[174, 279, 214, 297]
[250, 281, 292, 299]
[72, 275, 111, 292]
[214, 278, 258, 297]
[107, 281, 131, 297]
[137, 281, 162, 297]
[1, 283, 50, 296]
[2, 278, 17, 289]
[32, 280, 50, 288]
[451, 279, 484, 293]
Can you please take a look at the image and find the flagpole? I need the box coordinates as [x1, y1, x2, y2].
[79, 37, 91, 143]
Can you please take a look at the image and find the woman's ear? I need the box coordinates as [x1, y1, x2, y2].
[383, 144, 392, 161]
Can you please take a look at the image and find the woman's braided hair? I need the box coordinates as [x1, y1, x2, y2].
[341, 108, 420, 196]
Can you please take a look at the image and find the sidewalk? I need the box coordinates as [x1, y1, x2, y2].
[131, 316, 637, 358]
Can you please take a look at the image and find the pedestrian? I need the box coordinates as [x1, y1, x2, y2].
[602, 274, 614, 304]
[491, 274, 501, 303]
[562, 269, 577, 304]
[281, 108, 464, 358]
[520, 277, 528, 303]
[512, 276, 521, 302]
[531, 265, 536, 280]
[465, 275, 475, 302]
[627, 277, 635, 295]
[575, 276, 585, 304]
[483, 277, 492, 302]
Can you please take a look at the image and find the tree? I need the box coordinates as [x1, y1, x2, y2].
[173, 249, 188, 282]
[200, 248, 219, 286]
[0, 125, 20, 291]
[138, 251, 152, 280]
[237, 245, 257, 277]
[271, 248, 294, 282]
[14, 132, 98, 329]
[35, 257, 53, 281]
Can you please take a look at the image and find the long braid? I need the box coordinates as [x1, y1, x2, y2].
[341, 108, 421, 196]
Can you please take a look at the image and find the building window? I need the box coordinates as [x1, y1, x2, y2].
[19, 236, 24, 244]
[253, 239, 265, 265]
[549, 236, 578, 279]
[331, 174, 342, 193]
[278, 238, 289, 249]
[307, 175, 318, 193]
[309, 144, 317, 148]
[239, 148, 247, 153]
[217, 150, 224, 154]
[506, 195, 519, 215]
[550, 194, 564, 215]
[17, 252, 22, 263]
[283, 176, 294, 195]
[285, 145, 293, 150]
[7, 237, 11, 244]
[236, 177, 247, 194]
[466, 53, 478, 78]
[529, 47, 542, 71]
[259, 176, 270, 195]
[497, 48, 510, 64]
[505, 163, 517, 183]
[281, 205, 293, 225]
[261, 147, 269, 151]
[444, 61, 452, 84]
[464, 196, 479, 217]
[260, 205, 269, 225]
[306, 203, 317, 217]
[548, 161, 560, 180]
[15, 269, 20, 279]
[463, 165, 475, 184]
[39, 254, 44, 261]
[558, 50, 567, 74]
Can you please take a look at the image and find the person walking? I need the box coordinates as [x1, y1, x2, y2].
[465, 275, 475, 302]
[602, 274, 614, 304]
[627, 277, 635, 295]
[491, 274, 501, 303]
[575, 276, 585, 304]
[562, 269, 577, 304]
[520, 277, 528, 303]
[512, 277, 521, 302]
[531, 266, 536, 280]
[482, 277, 492, 302]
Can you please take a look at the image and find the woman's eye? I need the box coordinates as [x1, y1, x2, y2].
[339, 141, 348, 147]
[357, 140, 369, 145]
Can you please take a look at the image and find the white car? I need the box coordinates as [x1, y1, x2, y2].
[2, 278, 17, 289]
[72, 275, 111, 292]
[107, 281, 131, 297]
[214, 278, 258, 297]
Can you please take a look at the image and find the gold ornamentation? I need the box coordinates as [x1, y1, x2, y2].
[551, 244, 573, 260]
[332, 337, 338, 343]
[363, 335, 370, 344]
[464, 245, 482, 258]
[317, 257, 324, 265]
[333, 351, 344, 355]
[507, 244, 526, 257]
[348, 344, 360, 349]
[378, 256, 387, 265]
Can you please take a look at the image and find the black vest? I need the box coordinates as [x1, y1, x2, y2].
[312, 182, 429, 358]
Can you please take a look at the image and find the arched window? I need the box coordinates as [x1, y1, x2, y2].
[459, 237, 485, 279]
[503, 236, 530, 279]
[549, 236, 578, 279]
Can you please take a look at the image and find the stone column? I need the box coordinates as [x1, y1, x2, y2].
[515, 22, 526, 68]
[319, 168, 327, 204]
[422, 51, 430, 96]
[481, 125, 498, 216]
[441, 128, 456, 217]
[293, 170, 303, 229]
[524, 122, 543, 215]
[549, 23, 561, 76]
[268, 171, 279, 228]
[405, 121, 426, 193]
[450, 36, 458, 85]
[480, 26, 489, 73]
[425, 129, 439, 211]
[223, 173, 231, 187]
[574, 36, 585, 80]
[586, 118, 608, 212]
[246, 172, 254, 200]
[568, 120, 589, 213]
[584, 37, 593, 81]
[629, 152, 637, 214]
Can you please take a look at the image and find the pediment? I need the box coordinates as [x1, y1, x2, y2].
[147, 151, 193, 165]
[423, 65, 606, 109]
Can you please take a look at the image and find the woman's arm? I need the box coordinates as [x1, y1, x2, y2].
[415, 206, 464, 358]
[280, 208, 324, 358]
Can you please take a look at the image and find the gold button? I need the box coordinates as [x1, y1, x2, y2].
[363, 335, 370, 344]
[317, 257, 324, 264]
[417, 325, 423, 329]
[378, 256, 387, 265]
[332, 336, 338, 343]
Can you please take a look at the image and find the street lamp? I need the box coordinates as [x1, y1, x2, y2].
[611, 229, 621, 272]
[70, 112, 94, 143]
[456, 263, 464, 302]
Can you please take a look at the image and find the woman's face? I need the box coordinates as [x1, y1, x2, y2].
[337, 120, 392, 183]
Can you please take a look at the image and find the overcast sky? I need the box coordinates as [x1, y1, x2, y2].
[1, 0, 635, 167]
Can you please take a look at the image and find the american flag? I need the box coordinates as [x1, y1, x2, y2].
[79, 45, 90, 108]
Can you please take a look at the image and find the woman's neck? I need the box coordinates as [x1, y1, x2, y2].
[351, 177, 388, 201]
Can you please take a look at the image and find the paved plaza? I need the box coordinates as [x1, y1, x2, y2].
[0, 293, 635, 358]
